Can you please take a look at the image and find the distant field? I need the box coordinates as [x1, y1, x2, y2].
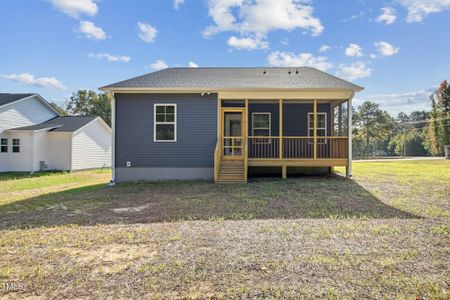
[0, 161, 449, 298]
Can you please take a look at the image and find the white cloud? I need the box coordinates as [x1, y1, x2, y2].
[376, 7, 397, 25]
[356, 88, 434, 114]
[88, 53, 130, 62]
[341, 10, 366, 22]
[78, 21, 106, 40]
[188, 61, 199, 68]
[174, 0, 185, 9]
[345, 43, 363, 57]
[227, 35, 269, 50]
[395, 0, 450, 22]
[375, 41, 399, 56]
[267, 51, 333, 71]
[337, 62, 372, 81]
[138, 22, 157, 43]
[319, 45, 330, 53]
[50, 0, 98, 18]
[150, 60, 169, 71]
[203, 0, 323, 47]
[2, 73, 66, 90]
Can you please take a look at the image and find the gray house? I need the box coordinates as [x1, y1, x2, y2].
[101, 67, 363, 183]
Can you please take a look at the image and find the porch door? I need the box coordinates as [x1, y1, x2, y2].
[222, 109, 245, 160]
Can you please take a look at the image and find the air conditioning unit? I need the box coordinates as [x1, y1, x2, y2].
[39, 161, 47, 171]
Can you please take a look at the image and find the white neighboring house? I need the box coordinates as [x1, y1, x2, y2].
[0, 93, 112, 172]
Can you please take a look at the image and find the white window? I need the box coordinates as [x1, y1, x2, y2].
[1, 138, 7, 153]
[12, 138, 20, 153]
[154, 104, 177, 142]
[252, 113, 271, 136]
[308, 113, 327, 137]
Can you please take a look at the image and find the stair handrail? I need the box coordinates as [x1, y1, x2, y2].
[214, 138, 221, 181]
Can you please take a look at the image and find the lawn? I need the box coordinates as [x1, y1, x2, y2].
[0, 161, 449, 298]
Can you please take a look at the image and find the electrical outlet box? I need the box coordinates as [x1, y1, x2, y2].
[126, 161, 131, 167]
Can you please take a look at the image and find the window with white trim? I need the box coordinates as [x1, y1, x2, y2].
[1, 138, 7, 153]
[308, 113, 327, 137]
[12, 138, 20, 153]
[154, 104, 176, 142]
[252, 112, 271, 144]
[252, 113, 271, 136]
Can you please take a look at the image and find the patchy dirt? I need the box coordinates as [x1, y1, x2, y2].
[0, 161, 449, 298]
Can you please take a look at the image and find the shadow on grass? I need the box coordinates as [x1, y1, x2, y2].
[0, 171, 69, 181]
[0, 174, 420, 229]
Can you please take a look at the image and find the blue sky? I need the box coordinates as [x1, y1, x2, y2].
[1, 0, 449, 115]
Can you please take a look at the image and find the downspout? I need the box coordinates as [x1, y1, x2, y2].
[108, 91, 116, 186]
[348, 91, 355, 178]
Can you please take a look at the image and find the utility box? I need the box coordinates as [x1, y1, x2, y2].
[445, 145, 450, 160]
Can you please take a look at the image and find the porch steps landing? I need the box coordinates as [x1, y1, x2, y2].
[216, 160, 246, 183]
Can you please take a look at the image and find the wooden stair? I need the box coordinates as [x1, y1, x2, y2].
[215, 160, 246, 183]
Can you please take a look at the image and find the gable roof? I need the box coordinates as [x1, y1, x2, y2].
[0, 93, 62, 116]
[7, 116, 98, 133]
[0, 93, 36, 107]
[100, 67, 363, 91]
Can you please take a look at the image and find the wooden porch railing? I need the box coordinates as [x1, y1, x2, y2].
[248, 136, 348, 159]
[248, 137, 280, 159]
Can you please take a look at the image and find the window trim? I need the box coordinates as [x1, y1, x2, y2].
[1, 138, 8, 153]
[252, 112, 271, 137]
[153, 104, 177, 142]
[12, 138, 20, 153]
[307, 112, 327, 143]
[252, 112, 272, 145]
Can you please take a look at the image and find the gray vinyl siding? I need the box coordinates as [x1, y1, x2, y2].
[247, 102, 331, 136]
[115, 93, 217, 168]
[283, 103, 331, 136]
[248, 103, 279, 136]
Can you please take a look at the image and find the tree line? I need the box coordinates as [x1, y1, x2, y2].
[54, 81, 450, 158]
[353, 80, 450, 157]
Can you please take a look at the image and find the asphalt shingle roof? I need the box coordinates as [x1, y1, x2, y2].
[0, 93, 35, 107]
[9, 116, 97, 132]
[101, 67, 363, 91]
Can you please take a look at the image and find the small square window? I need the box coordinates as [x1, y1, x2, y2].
[1, 138, 7, 153]
[12, 138, 20, 153]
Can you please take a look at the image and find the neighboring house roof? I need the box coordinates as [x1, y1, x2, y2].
[0, 93, 62, 116]
[101, 67, 363, 91]
[8, 116, 98, 132]
[0, 93, 36, 107]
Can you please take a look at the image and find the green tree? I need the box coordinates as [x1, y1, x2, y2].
[49, 102, 66, 116]
[66, 90, 111, 125]
[353, 101, 395, 156]
[427, 81, 450, 155]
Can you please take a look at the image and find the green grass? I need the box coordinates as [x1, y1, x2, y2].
[0, 160, 449, 298]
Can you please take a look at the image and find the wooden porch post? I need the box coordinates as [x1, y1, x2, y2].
[279, 98, 285, 179]
[279, 98, 283, 160]
[338, 104, 343, 136]
[313, 98, 317, 160]
[346, 97, 353, 179]
[244, 98, 248, 181]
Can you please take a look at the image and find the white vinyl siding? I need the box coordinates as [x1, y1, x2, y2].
[48, 133, 72, 170]
[0, 96, 58, 134]
[71, 119, 112, 170]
